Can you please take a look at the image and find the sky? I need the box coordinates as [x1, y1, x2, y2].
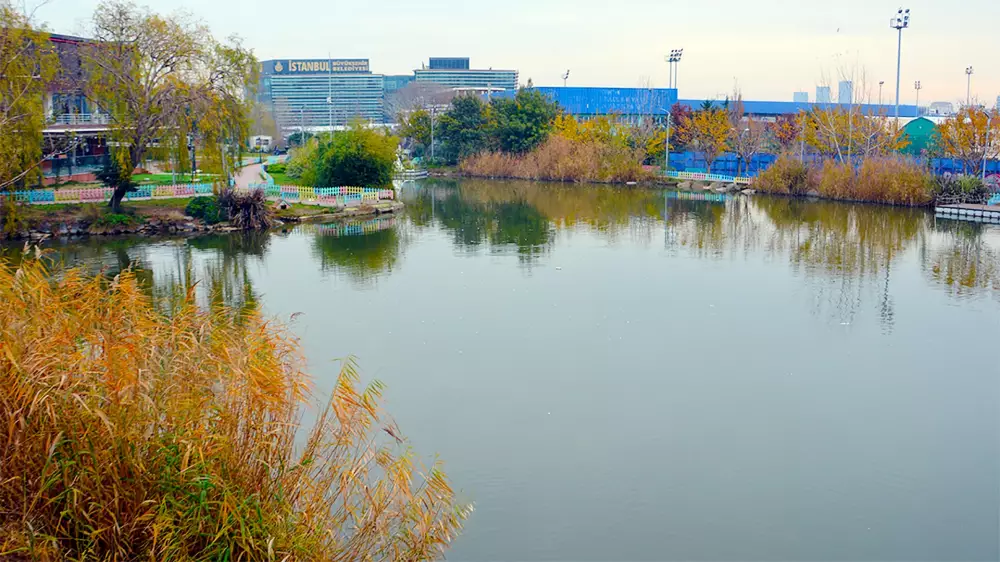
[30, 0, 1000, 107]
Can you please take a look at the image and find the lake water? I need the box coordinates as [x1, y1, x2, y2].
[9, 178, 1000, 561]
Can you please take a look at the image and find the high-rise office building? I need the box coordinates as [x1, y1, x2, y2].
[996, 95, 1000, 110]
[816, 86, 832, 104]
[793, 92, 809, 103]
[415, 58, 518, 92]
[428, 57, 470, 70]
[838, 81, 854, 104]
[258, 59, 385, 130]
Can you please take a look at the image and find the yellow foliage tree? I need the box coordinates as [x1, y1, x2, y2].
[801, 107, 908, 162]
[935, 106, 1000, 174]
[686, 109, 730, 173]
[0, 3, 59, 191]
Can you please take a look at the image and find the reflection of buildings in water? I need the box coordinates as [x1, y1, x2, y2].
[307, 218, 404, 284]
[315, 216, 397, 237]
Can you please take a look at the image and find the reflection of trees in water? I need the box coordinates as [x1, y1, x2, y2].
[402, 180, 553, 264]
[922, 220, 1000, 297]
[309, 222, 401, 284]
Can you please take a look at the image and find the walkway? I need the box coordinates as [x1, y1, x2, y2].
[235, 163, 264, 190]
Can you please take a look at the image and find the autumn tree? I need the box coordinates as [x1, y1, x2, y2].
[0, 2, 58, 191]
[83, 1, 258, 211]
[685, 108, 729, 173]
[935, 106, 1000, 173]
[729, 116, 769, 175]
[801, 107, 906, 162]
[768, 114, 802, 151]
[667, 102, 694, 150]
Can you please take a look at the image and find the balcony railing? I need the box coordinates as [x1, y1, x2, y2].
[51, 113, 111, 126]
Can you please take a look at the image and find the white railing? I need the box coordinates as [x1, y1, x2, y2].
[52, 113, 111, 126]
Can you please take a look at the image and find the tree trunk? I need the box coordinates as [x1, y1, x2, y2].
[109, 185, 129, 213]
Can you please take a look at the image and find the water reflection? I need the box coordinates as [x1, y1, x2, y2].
[923, 219, 1000, 295]
[402, 179, 553, 263]
[305, 216, 402, 284]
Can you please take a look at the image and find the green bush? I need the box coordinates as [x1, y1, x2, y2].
[94, 213, 140, 228]
[314, 126, 399, 188]
[185, 196, 224, 224]
[935, 174, 991, 204]
[266, 163, 286, 174]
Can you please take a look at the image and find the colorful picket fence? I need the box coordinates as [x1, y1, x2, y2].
[666, 171, 754, 185]
[5, 184, 215, 205]
[311, 215, 397, 237]
[245, 183, 395, 207]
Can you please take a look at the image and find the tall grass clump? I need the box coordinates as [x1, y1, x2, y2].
[754, 153, 813, 195]
[0, 255, 469, 561]
[755, 155, 934, 206]
[460, 136, 651, 184]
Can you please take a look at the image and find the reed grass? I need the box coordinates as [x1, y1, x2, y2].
[754, 154, 934, 206]
[0, 254, 469, 561]
[460, 136, 652, 184]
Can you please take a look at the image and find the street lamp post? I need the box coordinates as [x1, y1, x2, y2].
[662, 109, 672, 172]
[914, 80, 922, 114]
[890, 8, 910, 120]
[879, 80, 885, 108]
[562, 70, 570, 87]
[965, 66, 974, 106]
[429, 107, 436, 162]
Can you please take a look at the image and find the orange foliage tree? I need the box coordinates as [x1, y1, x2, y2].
[935, 106, 1000, 173]
[684, 108, 730, 172]
[768, 115, 802, 151]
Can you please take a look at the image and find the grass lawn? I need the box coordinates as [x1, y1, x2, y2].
[267, 171, 303, 186]
[131, 173, 217, 186]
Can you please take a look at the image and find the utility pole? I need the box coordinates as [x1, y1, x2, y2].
[430, 107, 435, 162]
[879, 80, 884, 108]
[664, 110, 672, 172]
[890, 8, 910, 120]
[966, 66, 974, 106]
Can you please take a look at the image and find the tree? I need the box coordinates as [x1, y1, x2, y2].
[249, 102, 279, 145]
[385, 81, 453, 118]
[490, 88, 560, 154]
[801, 107, 907, 162]
[398, 109, 432, 148]
[0, 2, 59, 191]
[729, 116, 768, 175]
[83, 1, 258, 211]
[313, 124, 399, 188]
[768, 114, 802, 151]
[935, 106, 1000, 174]
[686, 108, 729, 172]
[667, 103, 694, 150]
[437, 95, 491, 163]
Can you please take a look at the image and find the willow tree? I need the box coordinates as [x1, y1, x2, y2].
[0, 2, 58, 191]
[83, 1, 257, 211]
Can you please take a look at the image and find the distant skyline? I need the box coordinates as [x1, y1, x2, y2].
[31, 0, 1000, 106]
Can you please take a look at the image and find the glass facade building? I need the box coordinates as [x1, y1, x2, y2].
[428, 57, 470, 70]
[414, 68, 518, 92]
[259, 59, 385, 129]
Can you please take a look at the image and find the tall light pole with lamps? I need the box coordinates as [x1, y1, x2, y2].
[965, 66, 974, 106]
[665, 49, 683, 89]
[890, 8, 910, 120]
[879, 80, 885, 108]
[562, 70, 570, 87]
[914, 81, 922, 114]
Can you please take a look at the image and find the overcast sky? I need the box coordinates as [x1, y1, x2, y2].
[33, 0, 1000, 107]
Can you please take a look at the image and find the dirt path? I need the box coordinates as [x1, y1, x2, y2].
[234, 163, 263, 190]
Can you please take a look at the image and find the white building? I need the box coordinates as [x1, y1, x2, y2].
[838, 81, 853, 104]
[927, 101, 955, 116]
[793, 91, 809, 103]
[816, 86, 831, 104]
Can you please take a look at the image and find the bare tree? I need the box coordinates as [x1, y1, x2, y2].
[385, 82, 454, 121]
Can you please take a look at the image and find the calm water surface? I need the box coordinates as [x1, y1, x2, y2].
[10, 179, 1000, 561]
